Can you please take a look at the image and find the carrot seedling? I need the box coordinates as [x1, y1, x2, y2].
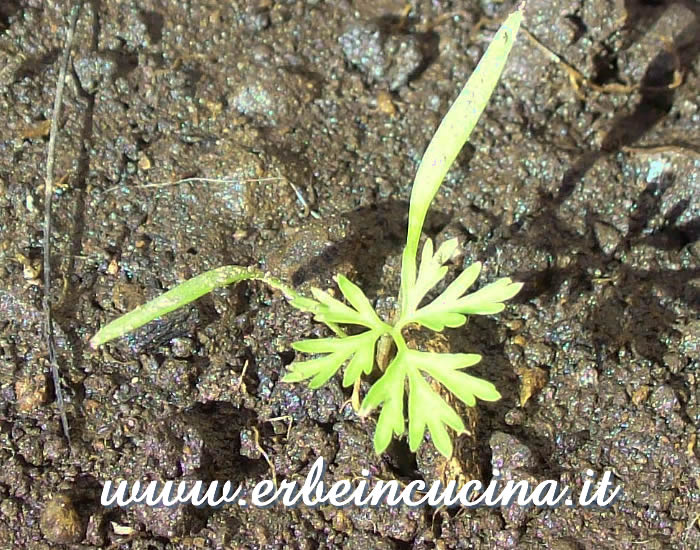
[91, 6, 525, 458]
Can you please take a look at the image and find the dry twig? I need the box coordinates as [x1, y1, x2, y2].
[522, 27, 682, 99]
[43, 3, 82, 448]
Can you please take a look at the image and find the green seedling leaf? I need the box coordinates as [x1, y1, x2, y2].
[407, 265, 523, 330]
[437, 261, 482, 304]
[290, 295, 322, 313]
[343, 340, 376, 387]
[404, 349, 496, 455]
[360, 346, 501, 456]
[335, 274, 378, 320]
[283, 349, 354, 388]
[310, 283, 387, 330]
[455, 278, 523, 311]
[400, 6, 524, 313]
[90, 266, 309, 348]
[286, 329, 382, 388]
[409, 310, 466, 332]
[359, 353, 407, 454]
[403, 238, 454, 314]
[407, 369, 465, 457]
[407, 350, 501, 407]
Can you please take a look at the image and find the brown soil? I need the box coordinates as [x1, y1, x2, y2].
[0, 1, 698, 548]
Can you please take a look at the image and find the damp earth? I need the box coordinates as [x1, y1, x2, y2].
[0, 1, 698, 548]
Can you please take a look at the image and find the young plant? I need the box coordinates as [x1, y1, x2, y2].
[90, 7, 525, 458]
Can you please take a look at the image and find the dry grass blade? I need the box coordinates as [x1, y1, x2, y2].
[522, 27, 683, 98]
[43, 3, 82, 449]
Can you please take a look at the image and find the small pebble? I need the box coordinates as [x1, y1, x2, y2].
[170, 337, 194, 358]
[649, 384, 679, 418]
[504, 408, 526, 426]
[593, 221, 622, 256]
[137, 152, 152, 171]
[73, 52, 118, 94]
[339, 22, 424, 90]
[630, 384, 650, 406]
[15, 374, 48, 413]
[489, 432, 536, 474]
[40, 494, 84, 544]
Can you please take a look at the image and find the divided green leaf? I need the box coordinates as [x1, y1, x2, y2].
[402, 238, 458, 315]
[284, 329, 383, 388]
[309, 275, 386, 331]
[360, 348, 501, 457]
[358, 352, 407, 454]
[408, 260, 524, 331]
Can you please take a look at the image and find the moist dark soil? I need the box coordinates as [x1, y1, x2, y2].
[1, 1, 698, 548]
